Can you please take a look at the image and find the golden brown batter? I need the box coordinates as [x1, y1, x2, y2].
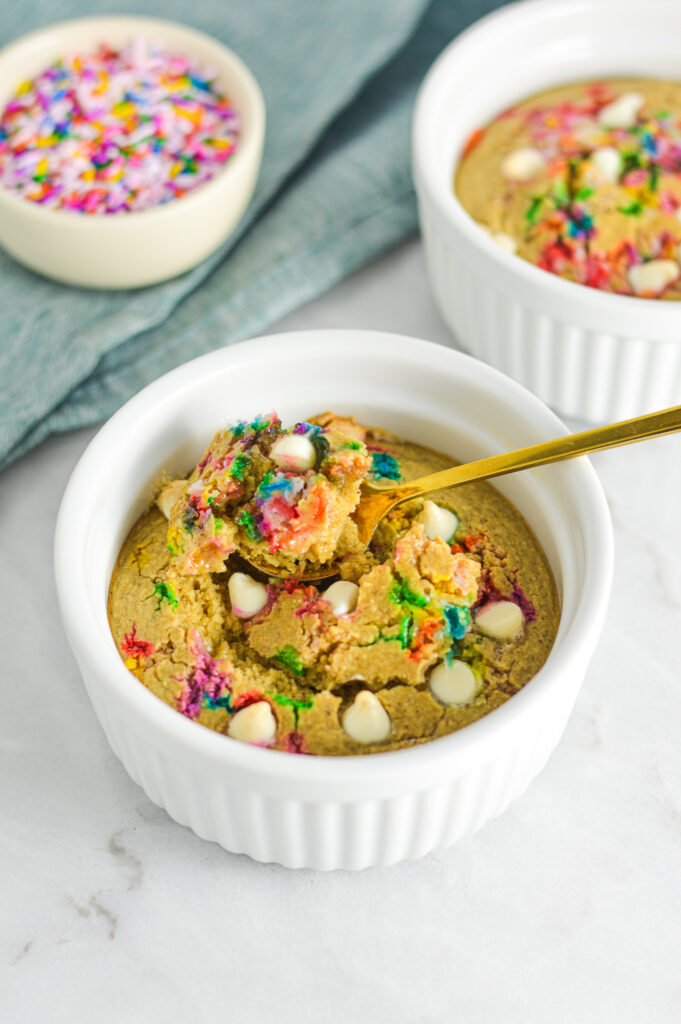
[456, 79, 681, 297]
[108, 413, 559, 755]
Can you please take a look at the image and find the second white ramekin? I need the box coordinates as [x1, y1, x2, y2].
[54, 330, 613, 870]
[413, 0, 681, 423]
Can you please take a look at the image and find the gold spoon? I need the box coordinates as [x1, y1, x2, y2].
[245, 403, 681, 582]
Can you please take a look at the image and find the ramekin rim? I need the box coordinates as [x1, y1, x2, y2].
[0, 14, 265, 228]
[412, 0, 681, 323]
[54, 329, 614, 785]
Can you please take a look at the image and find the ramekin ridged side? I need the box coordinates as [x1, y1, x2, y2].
[75, 658, 580, 870]
[54, 330, 613, 870]
[419, 211, 681, 422]
[413, 0, 681, 423]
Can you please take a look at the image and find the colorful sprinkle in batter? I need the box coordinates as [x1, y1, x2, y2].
[455, 79, 681, 298]
[0, 39, 239, 213]
[151, 580, 178, 611]
[178, 629, 232, 719]
[274, 645, 305, 676]
[369, 450, 401, 481]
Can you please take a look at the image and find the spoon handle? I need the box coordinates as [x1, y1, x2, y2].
[389, 403, 681, 499]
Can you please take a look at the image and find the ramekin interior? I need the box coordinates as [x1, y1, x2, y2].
[55, 331, 612, 795]
[0, 15, 264, 227]
[413, 0, 681, 336]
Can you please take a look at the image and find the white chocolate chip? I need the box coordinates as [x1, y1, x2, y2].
[156, 479, 187, 519]
[627, 259, 680, 296]
[597, 92, 644, 129]
[590, 146, 620, 184]
[479, 225, 518, 254]
[228, 572, 268, 618]
[474, 600, 524, 641]
[323, 580, 359, 616]
[490, 230, 518, 254]
[228, 701, 276, 745]
[187, 479, 205, 497]
[417, 500, 459, 542]
[342, 690, 391, 744]
[500, 147, 546, 182]
[429, 659, 478, 706]
[270, 434, 316, 472]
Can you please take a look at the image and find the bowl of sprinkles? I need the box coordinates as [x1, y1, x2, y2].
[0, 16, 264, 287]
[413, 0, 681, 422]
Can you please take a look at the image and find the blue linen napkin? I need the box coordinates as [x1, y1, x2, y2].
[0, 0, 505, 470]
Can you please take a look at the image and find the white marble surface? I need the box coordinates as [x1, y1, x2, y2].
[2, 240, 680, 1023]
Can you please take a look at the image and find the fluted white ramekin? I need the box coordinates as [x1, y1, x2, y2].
[413, 0, 681, 423]
[54, 330, 613, 870]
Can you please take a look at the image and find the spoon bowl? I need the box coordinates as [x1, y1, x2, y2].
[244, 402, 681, 581]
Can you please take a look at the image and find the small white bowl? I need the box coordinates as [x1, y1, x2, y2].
[0, 16, 265, 288]
[54, 330, 613, 870]
[413, 0, 681, 422]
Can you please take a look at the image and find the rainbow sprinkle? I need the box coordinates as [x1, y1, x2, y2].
[178, 629, 232, 720]
[369, 451, 401, 481]
[151, 580, 178, 611]
[121, 622, 154, 661]
[0, 39, 239, 213]
[274, 645, 304, 676]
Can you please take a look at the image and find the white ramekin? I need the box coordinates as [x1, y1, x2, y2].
[54, 330, 613, 870]
[413, 0, 681, 423]
[0, 16, 265, 288]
